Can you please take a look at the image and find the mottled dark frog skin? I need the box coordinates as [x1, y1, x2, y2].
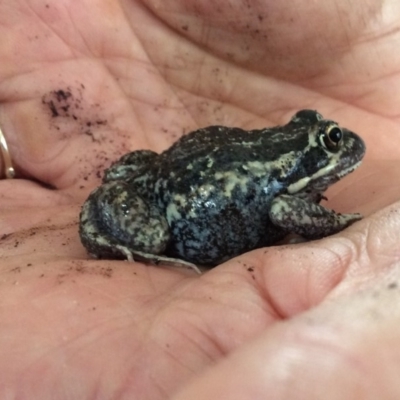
[79, 110, 366, 273]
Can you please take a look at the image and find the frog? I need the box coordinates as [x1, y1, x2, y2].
[79, 109, 366, 274]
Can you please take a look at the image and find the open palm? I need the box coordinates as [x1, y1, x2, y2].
[1, 1, 400, 399]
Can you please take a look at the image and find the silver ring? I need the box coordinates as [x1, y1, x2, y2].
[0, 125, 15, 179]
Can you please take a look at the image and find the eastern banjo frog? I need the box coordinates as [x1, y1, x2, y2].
[79, 110, 365, 273]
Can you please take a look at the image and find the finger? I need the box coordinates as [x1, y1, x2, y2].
[233, 200, 400, 317]
[172, 283, 400, 400]
[145, 1, 381, 77]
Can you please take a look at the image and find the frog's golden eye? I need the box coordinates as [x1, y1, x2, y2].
[321, 125, 343, 151]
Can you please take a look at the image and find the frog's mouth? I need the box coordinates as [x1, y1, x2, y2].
[336, 160, 362, 179]
[287, 159, 362, 195]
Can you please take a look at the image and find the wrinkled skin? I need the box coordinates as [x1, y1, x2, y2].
[0, 1, 400, 399]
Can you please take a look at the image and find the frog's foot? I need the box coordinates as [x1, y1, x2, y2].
[116, 246, 202, 275]
[269, 194, 362, 240]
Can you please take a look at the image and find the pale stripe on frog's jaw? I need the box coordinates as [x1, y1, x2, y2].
[287, 159, 362, 194]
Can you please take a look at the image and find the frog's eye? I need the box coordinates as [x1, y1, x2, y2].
[321, 125, 343, 151]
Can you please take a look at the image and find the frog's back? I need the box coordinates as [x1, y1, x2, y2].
[162, 126, 253, 161]
[161, 125, 308, 168]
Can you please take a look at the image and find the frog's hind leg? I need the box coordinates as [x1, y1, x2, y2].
[103, 150, 158, 182]
[79, 181, 168, 260]
[79, 181, 201, 274]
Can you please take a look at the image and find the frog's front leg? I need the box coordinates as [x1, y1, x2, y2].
[269, 194, 362, 240]
[79, 181, 201, 274]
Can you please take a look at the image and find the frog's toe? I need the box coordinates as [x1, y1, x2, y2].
[115, 245, 135, 261]
[129, 250, 202, 274]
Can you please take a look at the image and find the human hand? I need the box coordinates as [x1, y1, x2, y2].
[0, 1, 399, 399]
